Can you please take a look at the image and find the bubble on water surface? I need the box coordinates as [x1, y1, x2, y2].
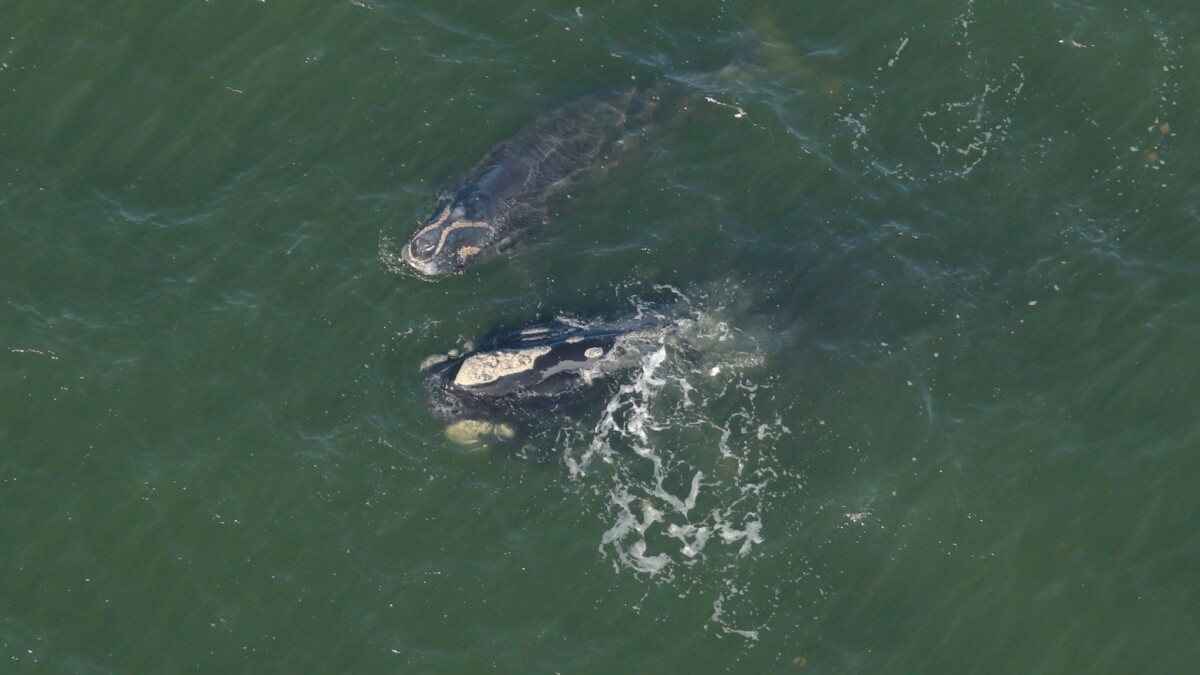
[544, 289, 806, 639]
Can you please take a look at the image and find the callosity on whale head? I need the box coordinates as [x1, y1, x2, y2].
[401, 190, 499, 276]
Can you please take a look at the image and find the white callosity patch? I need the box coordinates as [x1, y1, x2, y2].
[419, 353, 449, 371]
[453, 346, 550, 387]
[444, 419, 516, 445]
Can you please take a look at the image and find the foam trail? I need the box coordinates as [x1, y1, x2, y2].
[556, 292, 799, 638]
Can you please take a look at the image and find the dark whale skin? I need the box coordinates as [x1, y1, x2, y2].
[401, 83, 673, 276]
[420, 316, 670, 423]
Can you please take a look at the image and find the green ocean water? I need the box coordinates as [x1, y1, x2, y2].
[3, 0, 1199, 672]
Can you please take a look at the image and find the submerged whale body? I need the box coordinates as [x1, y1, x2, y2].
[401, 83, 674, 276]
[420, 314, 675, 440]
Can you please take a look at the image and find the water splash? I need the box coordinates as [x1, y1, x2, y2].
[553, 292, 800, 638]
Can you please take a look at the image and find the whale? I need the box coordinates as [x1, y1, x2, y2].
[401, 83, 675, 276]
[419, 313, 676, 443]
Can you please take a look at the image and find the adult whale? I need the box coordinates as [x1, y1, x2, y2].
[419, 312, 678, 444]
[422, 314, 671, 414]
[401, 82, 678, 276]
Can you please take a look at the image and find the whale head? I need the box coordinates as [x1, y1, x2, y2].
[401, 191, 498, 276]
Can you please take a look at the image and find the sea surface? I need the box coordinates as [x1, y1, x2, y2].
[3, 1, 1199, 672]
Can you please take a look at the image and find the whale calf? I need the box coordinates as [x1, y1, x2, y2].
[401, 83, 675, 276]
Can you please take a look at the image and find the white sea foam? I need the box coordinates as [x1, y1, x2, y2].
[558, 293, 797, 639]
